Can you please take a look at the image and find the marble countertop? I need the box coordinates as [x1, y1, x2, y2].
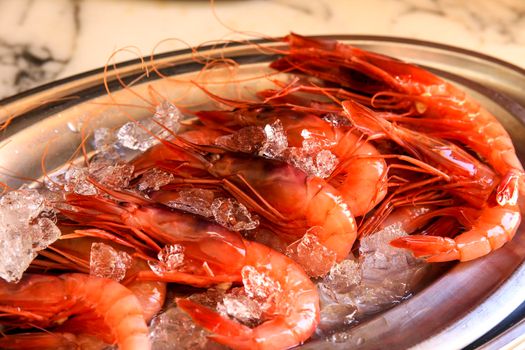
[0, 0, 524, 99]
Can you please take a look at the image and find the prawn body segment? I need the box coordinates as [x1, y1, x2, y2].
[0, 273, 150, 350]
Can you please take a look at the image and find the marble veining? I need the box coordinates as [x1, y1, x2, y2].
[0, 0, 524, 99]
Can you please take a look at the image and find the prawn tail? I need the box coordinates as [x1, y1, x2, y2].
[497, 170, 522, 206]
[176, 298, 254, 350]
[390, 235, 460, 262]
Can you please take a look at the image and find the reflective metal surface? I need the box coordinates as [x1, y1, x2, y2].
[0, 36, 524, 349]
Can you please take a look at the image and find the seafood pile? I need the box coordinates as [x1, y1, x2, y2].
[0, 34, 523, 350]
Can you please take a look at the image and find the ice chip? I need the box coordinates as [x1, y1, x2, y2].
[154, 100, 182, 132]
[88, 159, 134, 190]
[149, 306, 208, 350]
[259, 120, 288, 158]
[241, 265, 281, 302]
[285, 147, 338, 179]
[317, 224, 429, 322]
[286, 228, 337, 277]
[93, 127, 117, 152]
[116, 121, 156, 152]
[314, 150, 339, 178]
[323, 259, 361, 294]
[117, 101, 181, 152]
[137, 168, 174, 192]
[217, 288, 262, 326]
[90, 242, 132, 281]
[166, 188, 215, 218]
[215, 126, 266, 153]
[322, 113, 351, 127]
[64, 167, 98, 195]
[30, 217, 61, 251]
[211, 198, 259, 231]
[0, 189, 61, 282]
[158, 244, 185, 271]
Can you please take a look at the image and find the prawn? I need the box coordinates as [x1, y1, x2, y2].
[127, 128, 358, 274]
[196, 105, 388, 216]
[343, 99, 498, 208]
[34, 232, 167, 322]
[0, 273, 150, 350]
[174, 239, 319, 350]
[343, 100, 521, 261]
[270, 33, 524, 206]
[56, 187, 320, 349]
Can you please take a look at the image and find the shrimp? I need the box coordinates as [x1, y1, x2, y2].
[270, 33, 524, 206]
[196, 105, 388, 216]
[35, 232, 167, 322]
[391, 204, 521, 262]
[56, 188, 319, 349]
[0, 273, 150, 350]
[192, 150, 357, 265]
[174, 239, 319, 350]
[343, 100, 522, 261]
[343, 99, 499, 208]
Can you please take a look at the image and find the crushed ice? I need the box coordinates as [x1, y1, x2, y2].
[137, 168, 174, 192]
[286, 228, 337, 277]
[215, 119, 338, 178]
[259, 120, 289, 158]
[317, 223, 428, 332]
[89, 242, 132, 282]
[211, 198, 259, 231]
[0, 189, 61, 282]
[117, 101, 181, 152]
[148, 244, 185, 276]
[217, 288, 263, 326]
[166, 189, 259, 231]
[215, 125, 267, 153]
[166, 188, 215, 218]
[149, 306, 209, 350]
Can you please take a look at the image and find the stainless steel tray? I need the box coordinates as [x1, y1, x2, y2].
[1, 36, 524, 350]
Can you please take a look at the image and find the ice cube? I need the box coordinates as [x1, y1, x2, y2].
[300, 129, 335, 153]
[64, 167, 98, 195]
[148, 244, 185, 276]
[137, 168, 174, 192]
[241, 265, 282, 303]
[259, 120, 288, 158]
[214, 126, 266, 153]
[88, 158, 134, 190]
[117, 101, 181, 152]
[211, 198, 259, 231]
[314, 150, 339, 178]
[89, 242, 132, 281]
[285, 148, 338, 179]
[286, 228, 337, 277]
[322, 259, 361, 294]
[217, 288, 262, 326]
[166, 188, 215, 218]
[158, 244, 185, 270]
[317, 224, 428, 321]
[149, 306, 208, 350]
[0, 189, 61, 282]
[29, 217, 61, 251]
[93, 127, 117, 152]
[322, 113, 351, 127]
